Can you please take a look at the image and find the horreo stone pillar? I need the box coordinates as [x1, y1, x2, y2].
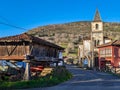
[23, 60, 31, 81]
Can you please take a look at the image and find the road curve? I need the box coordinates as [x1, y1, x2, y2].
[25, 64, 120, 90]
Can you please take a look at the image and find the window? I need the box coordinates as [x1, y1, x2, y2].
[97, 40, 100, 46]
[100, 49, 105, 57]
[94, 40, 96, 47]
[105, 48, 112, 57]
[100, 48, 112, 57]
[96, 24, 99, 30]
[94, 40, 100, 47]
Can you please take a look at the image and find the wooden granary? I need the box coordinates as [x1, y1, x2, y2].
[0, 33, 64, 80]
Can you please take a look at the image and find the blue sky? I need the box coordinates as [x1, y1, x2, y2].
[0, 0, 120, 37]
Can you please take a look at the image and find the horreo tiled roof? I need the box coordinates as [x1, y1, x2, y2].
[0, 33, 64, 50]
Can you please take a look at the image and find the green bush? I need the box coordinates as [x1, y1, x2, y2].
[0, 66, 72, 89]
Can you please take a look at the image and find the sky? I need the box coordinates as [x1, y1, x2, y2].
[0, 0, 120, 37]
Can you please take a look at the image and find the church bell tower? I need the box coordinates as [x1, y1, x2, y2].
[91, 9, 103, 47]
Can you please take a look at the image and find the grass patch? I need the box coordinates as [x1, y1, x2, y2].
[60, 43, 68, 48]
[0, 66, 72, 89]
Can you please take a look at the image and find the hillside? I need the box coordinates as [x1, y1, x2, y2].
[27, 21, 120, 58]
[27, 21, 91, 37]
[27, 21, 120, 43]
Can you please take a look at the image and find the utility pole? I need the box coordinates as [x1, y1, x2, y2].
[91, 32, 94, 69]
[92, 37, 94, 68]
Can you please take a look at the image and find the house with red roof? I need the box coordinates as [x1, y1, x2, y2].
[97, 40, 120, 70]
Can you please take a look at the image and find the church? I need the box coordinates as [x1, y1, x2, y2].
[78, 9, 111, 68]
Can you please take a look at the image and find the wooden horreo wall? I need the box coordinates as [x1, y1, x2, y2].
[0, 42, 29, 60]
[0, 33, 64, 61]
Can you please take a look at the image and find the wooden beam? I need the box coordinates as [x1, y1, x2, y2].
[29, 45, 33, 55]
[9, 45, 17, 56]
[4, 42, 10, 55]
[4, 42, 18, 56]
[0, 56, 26, 60]
[23, 42, 27, 55]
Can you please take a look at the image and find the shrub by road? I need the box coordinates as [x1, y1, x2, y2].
[0, 66, 72, 89]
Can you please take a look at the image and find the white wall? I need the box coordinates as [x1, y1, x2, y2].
[83, 40, 91, 55]
[78, 45, 84, 59]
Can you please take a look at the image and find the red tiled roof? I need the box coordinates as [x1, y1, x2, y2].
[0, 33, 31, 41]
[0, 33, 64, 50]
[97, 40, 120, 48]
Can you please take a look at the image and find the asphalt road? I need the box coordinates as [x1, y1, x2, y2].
[25, 64, 120, 90]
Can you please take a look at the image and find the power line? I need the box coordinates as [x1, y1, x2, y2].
[0, 15, 10, 22]
[0, 15, 27, 30]
[0, 21, 27, 30]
